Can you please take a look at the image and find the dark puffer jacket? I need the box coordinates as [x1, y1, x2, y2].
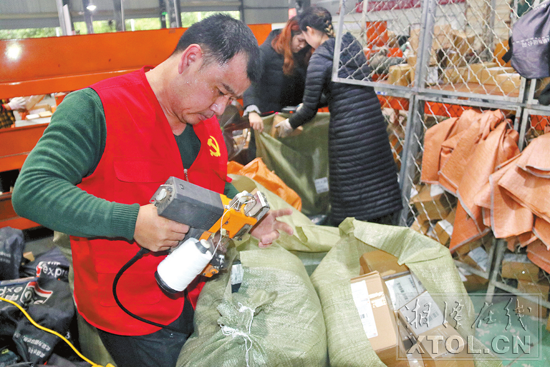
[289, 32, 402, 224]
[243, 29, 309, 114]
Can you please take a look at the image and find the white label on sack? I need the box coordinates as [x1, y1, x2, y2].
[430, 184, 445, 197]
[410, 187, 419, 198]
[314, 177, 329, 194]
[468, 247, 488, 272]
[351, 281, 378, 338]
[385, 275, 419, 310]
[411, 273, 426, 293]
[438, 220, 453, 236]
[503, 253, 531, 264]
[230, 263, 244, 286]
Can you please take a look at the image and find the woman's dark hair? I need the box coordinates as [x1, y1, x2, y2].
[271, 16, 312, 75]
[298, 6, 335, 38]
[172, 14, 261, 83]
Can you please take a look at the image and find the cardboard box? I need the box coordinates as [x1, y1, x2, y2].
[516, 279, 550, 318]
[495, 73, 521, 94]
[466, 62, 498, 83]
[407, 55, 417, 68]
[410, 185, 451, 221]
[409, 25, 454, 66]
[478, 66, 515, 85]
[441, 68, 462, 84]
[411, 218, 430, 235]
[351, 272, 402, 366]
[431, 210, 455, 246]
[454, 240, 482, 257]
[447, 51, 467, 68]
[454, 233, 492, 257]
[385, 272, 424, 311]
[389, 64, 413, 86]
[459, 246, 489, 273]
[501, 253, 540, 281]
[398, 291, 446, 338]
[451, 31, 475, 56]
[360, 249, 410, 277]
[457, 267, 488, 292]
[415, 323, 474, 367]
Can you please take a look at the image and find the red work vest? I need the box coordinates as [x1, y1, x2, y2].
[70, 67, 228, 335]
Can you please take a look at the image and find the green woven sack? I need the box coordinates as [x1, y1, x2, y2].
[177, 245, 328, 367]
[255, 113, 330, 217]
[310, 218, 503, 367]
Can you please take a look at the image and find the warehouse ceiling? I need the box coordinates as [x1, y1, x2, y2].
[0, 0, 319, 30]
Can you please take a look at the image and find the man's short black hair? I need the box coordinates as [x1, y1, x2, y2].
[173, 14, 261, 84]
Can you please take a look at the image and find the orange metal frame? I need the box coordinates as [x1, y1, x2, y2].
[0, 24, 272, 230]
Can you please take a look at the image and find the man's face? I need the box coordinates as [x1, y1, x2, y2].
[173, 52, 251, 126]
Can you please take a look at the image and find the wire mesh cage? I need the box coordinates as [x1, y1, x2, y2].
[399, 98, 519, 284]
[333, 0, 528, 101]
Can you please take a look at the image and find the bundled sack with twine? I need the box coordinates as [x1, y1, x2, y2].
[177, 245, 327, 367]
[310, 219, 503, 367]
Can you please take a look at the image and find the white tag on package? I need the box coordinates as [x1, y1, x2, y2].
[385, 275, 420, 310]
[351, 281, 378, 338]
[314, 177, 329, 194]
[468, 246, 488, 272]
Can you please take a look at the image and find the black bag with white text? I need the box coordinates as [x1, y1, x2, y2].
[507, 1, 550, 79]
[0, 275, 75, 364]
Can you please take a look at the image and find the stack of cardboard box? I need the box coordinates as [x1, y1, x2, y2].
[409, 184, 455, 238]
[501, 253, 550, 318]
[409, 184, 497, 292]
[405, 24, 521, 93]
[352, 250, 475, 366]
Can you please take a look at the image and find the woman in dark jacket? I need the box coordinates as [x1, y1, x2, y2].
[276, 6, 402, 225]
[243, 16, 311, 160]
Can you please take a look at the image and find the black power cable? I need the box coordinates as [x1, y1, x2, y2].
[112, 248, 182, 332]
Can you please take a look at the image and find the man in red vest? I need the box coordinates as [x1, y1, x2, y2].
[13, 14, 293, 367]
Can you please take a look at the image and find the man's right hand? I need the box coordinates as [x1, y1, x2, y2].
[134, 204, 190, 252]
[248, 112, 264, 132]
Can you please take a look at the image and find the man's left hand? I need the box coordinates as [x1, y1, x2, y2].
[250, 208, 294, 248]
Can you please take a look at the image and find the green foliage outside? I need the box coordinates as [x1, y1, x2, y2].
[0, 11, 240, 40]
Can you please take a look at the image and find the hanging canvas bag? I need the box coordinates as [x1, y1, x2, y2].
[505, 1, 550, 79]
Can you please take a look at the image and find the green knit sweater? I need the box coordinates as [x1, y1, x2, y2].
[12, 88, 237, 241]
